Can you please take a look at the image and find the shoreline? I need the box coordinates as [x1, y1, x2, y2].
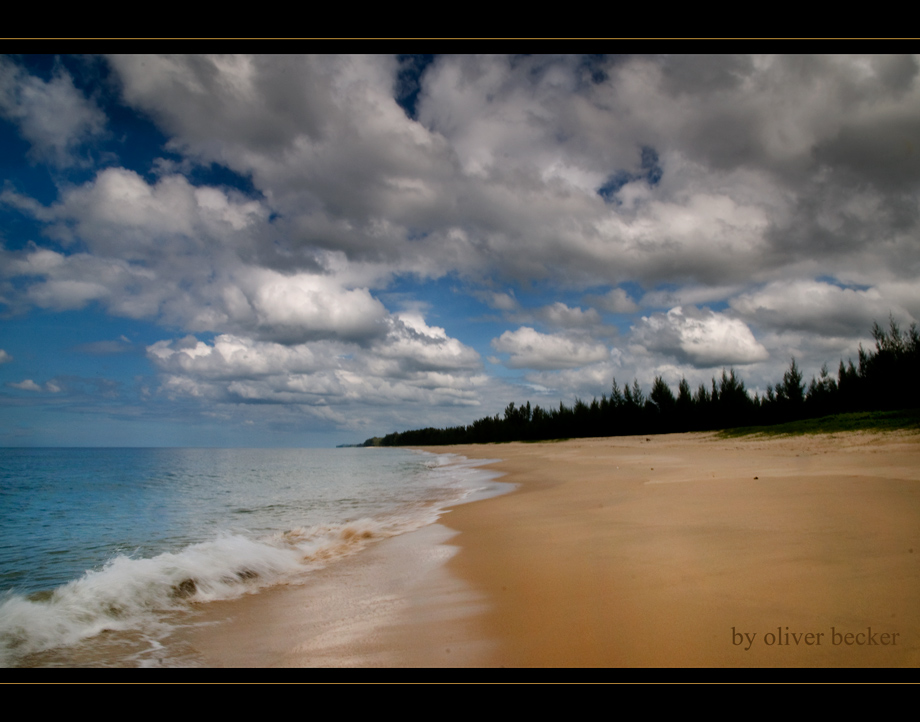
[78, 429, 919, 668]
[172, 522, 496, 668]
[160, 453, 510, 668]
[420, 430, 920, 667]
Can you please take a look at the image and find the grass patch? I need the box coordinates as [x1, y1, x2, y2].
[719, 409, 920, 438]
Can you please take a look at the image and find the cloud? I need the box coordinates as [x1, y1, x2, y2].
[6, 378, 64, 394]
[106, 55, 460, 250]
[46, 167, 267, 257]
[148, 313, 479, 382]
[147, 334, 325, 380]
[240, 268, 389, 344]
[9, 379, 42, 391]
[532, 302, 602, 329]
[492, 301, 611, 336]
[0, 57, 106, 167]
[70, 56, 915, 294]
[522, 360, 623, 399]
[0, 349, 11, 364]
[0, 188, 56, 222]
[10, 54, 919, 304]
[109, 54, 338, 155]
[74, 336, 135, 355]
[1, 244, 152, 313]
[145, 311, 482, 416]
[491, 327, 609, 370]
[639, 284, 744, 310]
[97, 55, 775, 289]
[632, 306, 768, 368]
[374, 313, 481, 373]
[3, 169, 391, 344]
[5, 54, 920, 441]
[473, 289, 519, 312]
[730, 279, 913, 336]
[583, 288, 639, 314]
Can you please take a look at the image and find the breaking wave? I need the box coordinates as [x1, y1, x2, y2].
[0, 451, 505, 667]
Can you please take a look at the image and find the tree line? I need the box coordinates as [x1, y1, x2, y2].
[365, 319, 920, 447]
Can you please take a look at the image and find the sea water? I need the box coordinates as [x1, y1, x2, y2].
[0, 447, 503, 667]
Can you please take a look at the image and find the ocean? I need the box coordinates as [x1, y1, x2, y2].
[0, 447, 505, 667]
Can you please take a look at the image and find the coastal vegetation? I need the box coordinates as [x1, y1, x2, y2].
[718, 409, 920, 438]
[366, 319, 920, 446]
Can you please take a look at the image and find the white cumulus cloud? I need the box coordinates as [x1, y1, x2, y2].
[241, 268, 388, 344]
[633, 306, 768, 368]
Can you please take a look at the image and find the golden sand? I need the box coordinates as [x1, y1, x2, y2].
[422, 430, 920, 667]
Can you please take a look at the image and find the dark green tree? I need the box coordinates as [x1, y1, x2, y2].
[650, 376, 677, 431]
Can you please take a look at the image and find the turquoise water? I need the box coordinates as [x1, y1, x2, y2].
[0, 447, 502, 666]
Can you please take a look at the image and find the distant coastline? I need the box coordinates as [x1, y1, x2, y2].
[370, 320, 920, 447]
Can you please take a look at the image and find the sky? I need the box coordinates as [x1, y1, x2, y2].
[1, 53, 919, 447]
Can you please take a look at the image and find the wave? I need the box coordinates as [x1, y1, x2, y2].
[0, 451, 507, 667]
[0, 513, 446, 667]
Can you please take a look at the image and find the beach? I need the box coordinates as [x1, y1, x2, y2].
[419, 430, 920, 667]
[174, 429, 920, 668]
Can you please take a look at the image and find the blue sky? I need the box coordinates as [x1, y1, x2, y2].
[2, 53, 919, 446]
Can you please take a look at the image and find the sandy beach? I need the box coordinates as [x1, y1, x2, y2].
[176, 429, 919, 668]
[420, 430, 920, 667]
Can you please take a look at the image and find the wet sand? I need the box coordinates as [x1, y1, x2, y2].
[424, 430, 920, 667]
[172, 522, 497, 667]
